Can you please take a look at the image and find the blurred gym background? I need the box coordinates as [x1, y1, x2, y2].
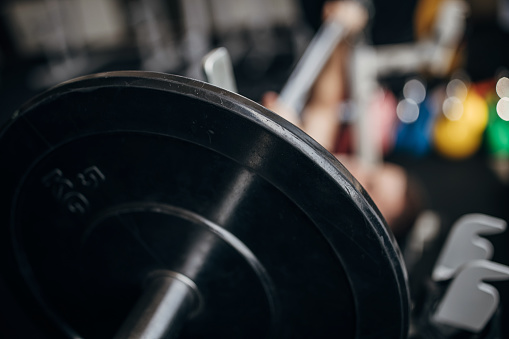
[1, 0, 509, 336]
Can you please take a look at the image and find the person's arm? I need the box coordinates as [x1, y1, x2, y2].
[263, 1, 367, 152]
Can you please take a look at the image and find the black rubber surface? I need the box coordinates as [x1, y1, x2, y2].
[0, 71, 409, 338]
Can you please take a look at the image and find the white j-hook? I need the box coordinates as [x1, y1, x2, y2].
[433, 259, 509, 332]
[432, 214, 506, 281]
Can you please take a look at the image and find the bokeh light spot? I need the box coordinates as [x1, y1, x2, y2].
[396, 98, 419, 123]
[496, 77, 509, 99]
[443, 97, 463, 121]
[403, 79, 426, 104]
[497, 97, 509, 121]
[446, 79, 467, 101]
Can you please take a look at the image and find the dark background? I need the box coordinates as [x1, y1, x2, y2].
[0, 0, 509, 337]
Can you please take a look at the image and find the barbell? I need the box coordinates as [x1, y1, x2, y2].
[0, 71, 409, 338]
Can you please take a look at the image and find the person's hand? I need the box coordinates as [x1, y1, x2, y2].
[323, 1, 368, 34]
[336, 154, 408, 231]
[262, 91, 302, 128]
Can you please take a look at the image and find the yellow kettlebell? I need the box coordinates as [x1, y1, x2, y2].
[434, 88, 488, 159]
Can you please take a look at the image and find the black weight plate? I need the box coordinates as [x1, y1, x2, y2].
[0, 71, 409, 338]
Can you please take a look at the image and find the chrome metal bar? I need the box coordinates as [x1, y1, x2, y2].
[114, 272, 198, 339]
[278, 19, 346, 116]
